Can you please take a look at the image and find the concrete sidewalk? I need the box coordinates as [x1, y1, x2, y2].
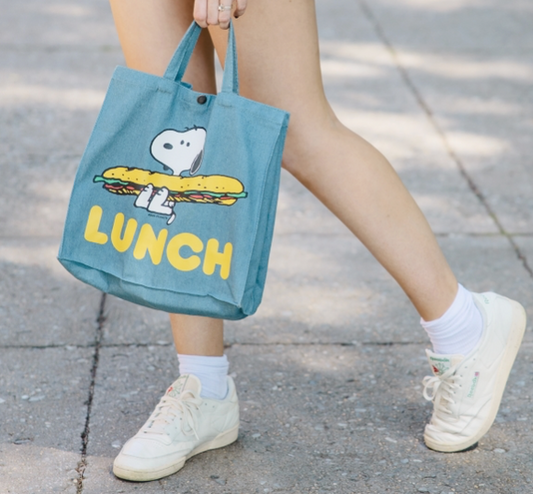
[1, 0, 532, 492]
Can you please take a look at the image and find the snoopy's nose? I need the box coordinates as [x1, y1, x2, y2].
[163, 143, 173, 150]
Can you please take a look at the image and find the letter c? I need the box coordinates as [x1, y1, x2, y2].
[166, 233, 203, 272]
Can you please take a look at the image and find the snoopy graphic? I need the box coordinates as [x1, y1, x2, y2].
[134, 127, 207, 225]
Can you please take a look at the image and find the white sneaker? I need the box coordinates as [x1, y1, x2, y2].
[422, 292, 526, 452]
[113, 374, 239, 481]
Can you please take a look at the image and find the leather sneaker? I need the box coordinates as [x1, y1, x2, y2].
[113, 374, 239, 481]
[422, 292, 526, 452]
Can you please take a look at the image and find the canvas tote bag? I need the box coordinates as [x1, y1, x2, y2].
[58, 22, 289, 320]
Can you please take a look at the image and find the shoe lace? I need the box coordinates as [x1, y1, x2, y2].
[141, 391, 202, 440]
[422, 365, 460, 416]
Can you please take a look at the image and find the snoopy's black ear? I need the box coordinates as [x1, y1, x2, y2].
[190, 150, 203, 175]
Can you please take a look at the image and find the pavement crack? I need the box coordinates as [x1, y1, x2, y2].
[358, 0, 533, 281]
[75, 292, 107, 493]
[361, 341, 425, 347]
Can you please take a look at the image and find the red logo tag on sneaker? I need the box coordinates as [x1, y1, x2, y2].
[166, 376, 188, 398]
[428, 356, 452, 376]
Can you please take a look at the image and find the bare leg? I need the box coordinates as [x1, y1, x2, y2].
[110, 0, 223, 355]
[208, 0, 457, 321]
[111, 0, 457, 324]
[169, 314, 224, 356]
[110, 0, 215, 85]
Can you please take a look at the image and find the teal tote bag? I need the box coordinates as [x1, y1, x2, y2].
[58, 22, 289, 320]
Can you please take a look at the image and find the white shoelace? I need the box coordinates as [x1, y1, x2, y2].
[141, 391, 202, 440]
[422, 365, 460, 416]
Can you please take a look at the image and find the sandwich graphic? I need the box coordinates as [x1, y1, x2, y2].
[92, 127, 247, 225]
[93, 166, 247, 223]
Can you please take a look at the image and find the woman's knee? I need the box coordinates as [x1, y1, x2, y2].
[280, 111, 350, 178]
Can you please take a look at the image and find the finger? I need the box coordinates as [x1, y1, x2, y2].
[234, 0, 247, 18]
[218, 0, 233, 29]
[193, 0, 209, 28]
[207, 0, 220, 26]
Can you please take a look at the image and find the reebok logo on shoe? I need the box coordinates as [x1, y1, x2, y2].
[467, 372, 480, 399]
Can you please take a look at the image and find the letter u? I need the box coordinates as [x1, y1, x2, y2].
[111, 213, 138, 253]
[133, 224, 168, 265]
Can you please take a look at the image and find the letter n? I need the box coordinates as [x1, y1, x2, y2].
[133, 224, 168, 265]
[203, 239, 233, 280]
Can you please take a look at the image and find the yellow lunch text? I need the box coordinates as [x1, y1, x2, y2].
[83, 205, 233, 280]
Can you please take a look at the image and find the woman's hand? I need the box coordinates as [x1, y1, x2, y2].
[194, 0, 247, 30]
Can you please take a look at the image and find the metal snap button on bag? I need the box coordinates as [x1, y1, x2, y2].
[58, 22, 290, 320]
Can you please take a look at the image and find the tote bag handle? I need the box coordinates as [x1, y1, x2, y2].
[163, 21, 239, 95]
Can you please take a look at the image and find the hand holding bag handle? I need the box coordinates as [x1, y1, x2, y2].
[164, 21, 239, 95]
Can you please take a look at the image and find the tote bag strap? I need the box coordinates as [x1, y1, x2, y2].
[164, 21, 239, 95]
[220, 23, 239, 94]
[163, 22, 202, 83]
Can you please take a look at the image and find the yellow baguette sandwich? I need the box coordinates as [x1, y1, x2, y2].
[93, 166, 247, 206]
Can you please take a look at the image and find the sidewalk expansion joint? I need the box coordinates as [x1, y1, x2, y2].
[274, 231, 533, 238]
[0, 236, 65, 242]
[0, 340, 427, 350]
[0, 343, 96, 349]
[225, 340, 425, 348]
[0, 342, 167, 350]
[75, 292, 107, 494]
[0, 44, 122, 53]
[358, 0, 533, 282]
[435, 232, 533, 238]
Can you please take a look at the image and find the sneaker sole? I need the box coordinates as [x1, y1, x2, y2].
[424, 297, 527, 453]
[112, 423, 239, 482]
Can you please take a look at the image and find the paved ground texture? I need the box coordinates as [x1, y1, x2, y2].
[1, 0, 532, 493]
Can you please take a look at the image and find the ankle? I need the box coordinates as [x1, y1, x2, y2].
[177, 353, 229, 400]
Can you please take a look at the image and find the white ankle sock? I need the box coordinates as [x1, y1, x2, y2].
[177, 354, 229, 400]
[420, 283, 484, 355]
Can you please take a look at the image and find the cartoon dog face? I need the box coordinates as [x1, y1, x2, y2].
[151, 127, 207, 176]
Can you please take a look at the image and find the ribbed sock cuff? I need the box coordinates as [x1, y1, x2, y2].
[421, 284, 483, 355]
[177, 353, 229, 400]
